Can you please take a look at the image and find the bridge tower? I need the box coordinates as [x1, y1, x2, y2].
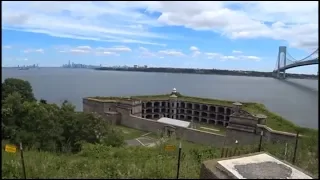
[277, 46, 287, 79]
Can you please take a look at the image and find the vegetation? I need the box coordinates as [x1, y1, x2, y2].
[2, 78, 318, 178]
[95, 67, 318, 79]
[2, 78, 125, 153]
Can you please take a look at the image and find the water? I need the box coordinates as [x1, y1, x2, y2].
[2, 68, 318, 129]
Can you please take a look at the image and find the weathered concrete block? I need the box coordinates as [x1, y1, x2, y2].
[200, 152, 314, 179]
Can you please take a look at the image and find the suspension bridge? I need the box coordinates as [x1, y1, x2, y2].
[273, 46, 319, 79]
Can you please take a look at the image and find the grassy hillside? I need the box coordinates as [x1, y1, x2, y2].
[2, 137, 318, 179]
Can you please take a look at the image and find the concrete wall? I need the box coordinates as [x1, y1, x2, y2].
[120, 113, 226, 147]
[182, 128, 225, 147]
[257, 125, 297, 143]
[225, 128, 260, 146]
[83, 98, 299, 146]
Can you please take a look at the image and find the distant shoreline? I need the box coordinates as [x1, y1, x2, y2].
[94, 67, 318, 80]
[2, 67, 318, 80]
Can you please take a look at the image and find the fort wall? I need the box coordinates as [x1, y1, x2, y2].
[83, 95, 299, 146]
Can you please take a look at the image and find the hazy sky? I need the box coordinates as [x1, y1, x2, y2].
[2, 1, 318, 74]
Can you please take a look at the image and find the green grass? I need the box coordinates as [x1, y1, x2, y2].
[114, 125, 148, 140]
[2, 136, 318, 179]
[1, 140, 216, 179]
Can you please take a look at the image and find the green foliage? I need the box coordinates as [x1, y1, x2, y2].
[3, 138, 317, 179]
[1, 78, 124, 153]
[2, 78, 36, 102]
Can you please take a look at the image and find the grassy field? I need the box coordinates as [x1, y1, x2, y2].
[114, 125, 159, 140]
[1, 139, 217, 179]
[114, 125, 148, 140]
[2, 135, 318, 179]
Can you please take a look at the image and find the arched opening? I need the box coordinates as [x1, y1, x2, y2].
[218, 107, 225, 114]
[201, 112, 208, 117]
[154, 102, 160, 107]
[226, 108, 231, 115]
[210, 113, 216, 119]
[200, 118, 207, 123]
[187, 103, 193, 109]
[217, 115, 224, 120]
[202, 105, 208, 111]
[208, 120, 215, 124]
[146, 102, 152, 108]
[209, 106, 216, 112]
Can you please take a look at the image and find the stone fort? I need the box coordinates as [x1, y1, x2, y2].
[83, 88, 299, 147]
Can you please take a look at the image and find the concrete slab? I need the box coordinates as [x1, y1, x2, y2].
[217, 153, 312, 179]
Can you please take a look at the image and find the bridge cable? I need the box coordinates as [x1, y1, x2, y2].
[298, 48, 319, 62]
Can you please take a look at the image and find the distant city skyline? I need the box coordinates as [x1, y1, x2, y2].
[2, 2, 318, 74]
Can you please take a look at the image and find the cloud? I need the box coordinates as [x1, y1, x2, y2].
[3, 45, 12, 49]
[138, 47, 157, 58]
[2, 2, 169, 46]
[189, 46, 201, 57]
[206, 52, 261, 61]
[153, 2, 318, 50]
[23, 48, 44, 53]
[158, 50, 185, 56]
[69, 46, 91, 54]
[95, 51, 119, 56]
[241, 55, 261, 61]
[138, 47, 185, 58]
[58, 45, 131, 56]
[2, 2, 317, 50]
[232, 50, 242, 54]
[97, 46, 132, 52]
[190, 46, 199, 51]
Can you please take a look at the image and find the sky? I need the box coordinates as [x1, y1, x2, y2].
[2, 1, 319, 74]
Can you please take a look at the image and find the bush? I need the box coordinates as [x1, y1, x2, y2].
[1, 78, 124, 153]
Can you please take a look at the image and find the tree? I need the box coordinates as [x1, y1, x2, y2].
[2, 78, 124, 153]
[2, 78, 36, 102]
[40, 99, 47, 104]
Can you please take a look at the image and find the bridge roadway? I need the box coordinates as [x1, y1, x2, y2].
[274, 58, 319, 73]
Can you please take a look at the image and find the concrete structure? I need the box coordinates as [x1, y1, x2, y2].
[141, 88, 233, 127]
[157, 117, 191, 128]
[200, 152, 314, 179]
[83, 88, 301, 146]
